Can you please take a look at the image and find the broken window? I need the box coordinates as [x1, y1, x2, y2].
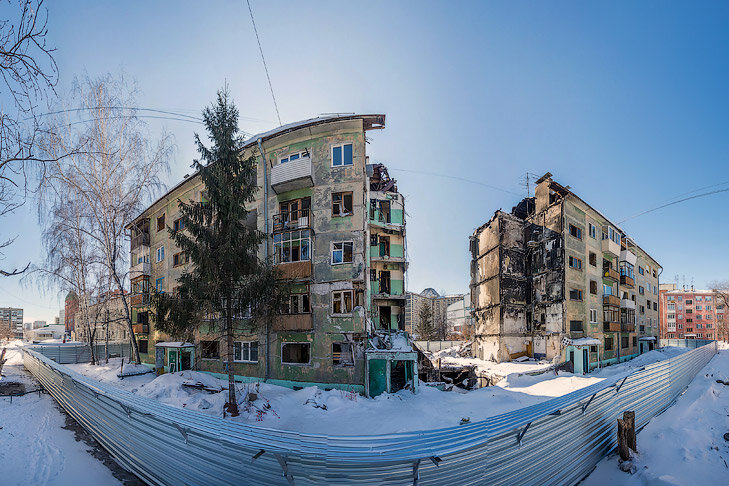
[282, 343, 310, 364]
[286, 292, 310, 314]
[332, 290, 354, 315]
[157, 214, 165, 232]
[379, 305, 391, 328]
[568, 256, 582, 270]
[589, 252, 597, 267]
[273, 230, 311, 263]
[332, 192, 353, 217]
[569, 288, 583, 301]
[332, 343, 354, 366]
[379, 200, 391, 223]
[200, 340, 219, 359]
[379, 236, 390, 257]
[632, 336, 637, 347]
[569, 320, 583, 332]
[380, 270, 391, 294]
[568, 224, 582, 240]
[172, 217, 186, 232]
[277, 197, 311, 230]
[332, 143, 353, 167]
[605, 338, 613, 351]
[370, 234, 378, 246]
[332, 241, 353, 264]
[590, 345, 598, 353]
[621, 336, 629, 348]
[233, 341, 258, 362]
[369, 199, 377, 220]
[590, 280, 598, 295]
[589, 223, 596, 239]
[370, 269, 377, 281]
[173, 251, 189, 267]
[138, 340, 148, 354]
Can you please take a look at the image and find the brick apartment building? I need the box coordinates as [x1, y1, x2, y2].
[659, 283, 726, 340]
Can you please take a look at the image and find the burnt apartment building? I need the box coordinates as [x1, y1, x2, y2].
[470, 173, 661, 373]
[126, 114, 416, 396]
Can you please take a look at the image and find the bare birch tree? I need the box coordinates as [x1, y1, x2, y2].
[0, 0, 58, 276]
[709, 280, 729, 343]
[36, 73, 172, 363]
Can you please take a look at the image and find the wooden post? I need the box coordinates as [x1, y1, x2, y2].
[624, 411, 636, 451]
[617, 418, 630, 460]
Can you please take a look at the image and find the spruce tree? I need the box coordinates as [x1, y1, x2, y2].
[154, 88, 288, 416]
[416, 304, 436, 340]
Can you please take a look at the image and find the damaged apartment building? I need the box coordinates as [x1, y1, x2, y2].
[470, 173, 661, 373]
[126, 114, 416, 397]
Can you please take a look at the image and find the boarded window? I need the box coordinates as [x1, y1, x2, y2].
[201, 340, 219, 359]
[332, 192, 353, 216]
[332, 343, 354, 366]
[282, 343, 310, 364]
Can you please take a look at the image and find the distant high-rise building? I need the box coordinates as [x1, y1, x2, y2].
[0, 307, 23, 339]
[405, 288, 466, 337]
[659, 283, 726, 341]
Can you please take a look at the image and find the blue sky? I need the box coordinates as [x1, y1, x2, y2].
[1, 1, 728, 322]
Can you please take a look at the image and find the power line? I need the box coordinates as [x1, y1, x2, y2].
[387, 168, 522, 196]
[245, 0, 282, 126]
[618, 187, 729, 224]
[29, 106, 203, 122]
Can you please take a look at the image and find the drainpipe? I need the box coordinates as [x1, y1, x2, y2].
[258, 138, 270, 382]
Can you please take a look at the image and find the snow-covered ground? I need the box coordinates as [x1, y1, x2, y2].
[65, 346, 691, 436]
[0, 340, 120, 486]
[583, 344, 729, 486]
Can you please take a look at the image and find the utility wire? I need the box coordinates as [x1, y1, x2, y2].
[245, 0, 283, 126]
[618, 187, 729, 224]
[388, 168, 522, 196]
[28, 106, 202, 122]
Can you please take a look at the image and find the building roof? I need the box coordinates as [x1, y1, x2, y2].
[127, 114, 385, 229]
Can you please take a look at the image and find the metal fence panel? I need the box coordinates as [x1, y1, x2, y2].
[23, 342, 718, 486]
[26, 342, 131, 364]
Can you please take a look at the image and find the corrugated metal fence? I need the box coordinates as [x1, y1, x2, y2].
[659, 338, 715, 349]
[23, 342, 718, 486]
[26, 342, 132, 364]
[413, 340, 468, 353]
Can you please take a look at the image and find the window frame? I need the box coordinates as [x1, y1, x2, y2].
[332, 342, 355, 367]
[156, 245, 165, 263]
[331, 191, 353, 217]
[331, 142, 354, 167]
[331, 241, 354, 265]
[568, 224, 582, 240]
[233, 340, 259, 363]
[200, 340, 220, 360]
[332, 289, 354, 315]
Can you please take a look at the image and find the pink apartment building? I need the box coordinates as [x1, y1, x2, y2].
[659, 284, 726, 340]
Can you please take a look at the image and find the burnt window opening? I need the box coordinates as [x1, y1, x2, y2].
[200, 340, 219, 359]
[332, 343, 354, 366]
[589, 252, 597, 267]
[379, 236, 390, 257]
[590, 280, 598, 295]
[379, 305, 391, 329]
[282, 343, 310, 364]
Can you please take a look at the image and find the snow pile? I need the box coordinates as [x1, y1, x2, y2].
[584, 347, 729, 485]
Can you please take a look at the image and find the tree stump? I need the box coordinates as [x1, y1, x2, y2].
[624, 411, 636, 451]
[617, 418, 630, 460]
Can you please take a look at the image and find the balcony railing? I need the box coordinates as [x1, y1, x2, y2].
[131, 232, 150, 251]
[621, 323, 635, 332]
[130, 293, 149, 307]
[132, 324, 150, 334]
[603, 322, 621, 332]
[271, 156, 313, 194]
[620, 298, 636, 309]
[273, 209, 311, 233]
[272, 313, 313, 332]
[274, 260, 311, 280]
[602, 237, 620, 256]
[130, 261, 151, 279]
[603, 294, 620, 307]
[620, 274, 635, 288]
[603, 267, 619, 281]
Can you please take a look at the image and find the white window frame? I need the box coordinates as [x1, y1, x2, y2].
[156, 245, 165, 262]
[589, 308, 597, 324]
[331, 241, 354, 265]
[279, 149, 309, 165]
[331, 142, 354, 167]
[233, 341, 259, 363]
[281, 342, 311, 365]
[332, 289, 354, 315]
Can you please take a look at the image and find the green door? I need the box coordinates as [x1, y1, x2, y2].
[168, 349, 178, 373]
[368, 359, 387, 397]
